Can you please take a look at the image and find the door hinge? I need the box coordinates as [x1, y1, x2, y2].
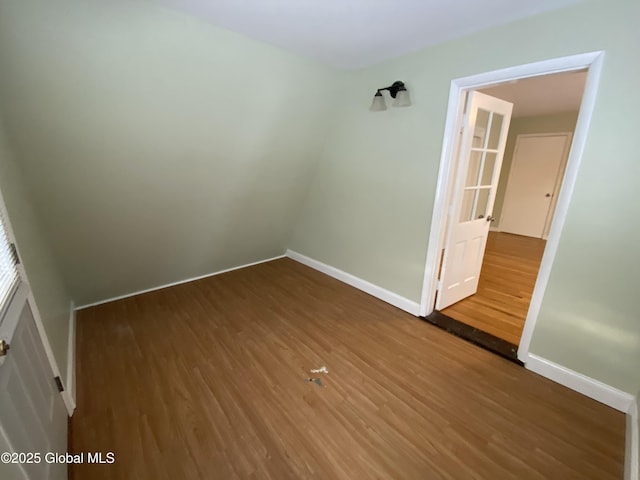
[0, 339, 10, 357]
[54, 376, 64, 393]
[9, 243, 20, 265]
[436, 279, 442, 291]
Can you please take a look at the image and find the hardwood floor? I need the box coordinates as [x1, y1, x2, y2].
[441, 232, 546, 345]
[70, 258, 624, 479]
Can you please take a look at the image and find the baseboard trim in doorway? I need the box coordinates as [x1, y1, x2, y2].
[64, 301, 77, 414]
[525, 354, 635, 412]
[285, 250, 421, 316]
[625, 398, 639, 480]
[76, 254, 287, 310]
[422, 310, 521, 364]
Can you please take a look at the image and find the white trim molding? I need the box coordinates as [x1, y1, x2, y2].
[77, 255, 287, 310]
[65, 301, 77, 414]
[525, 354, 634, 413]
[415, 51, 606, 365]
[286, 250, 421, 316]
[626, 397, 639, 480]
[517, 52, 604, 362]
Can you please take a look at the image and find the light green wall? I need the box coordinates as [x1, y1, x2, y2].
[0, 0, 339, 306]
[291, 0, 640, 393]
[1, 0, 638, 396]
[492, 111, 579, 228]
[0, 117, 72, 388]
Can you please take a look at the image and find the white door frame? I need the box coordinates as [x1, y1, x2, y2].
[418, 51, 605, 363]
[499, 132, 573, 239]
[0, 188, 75, 415]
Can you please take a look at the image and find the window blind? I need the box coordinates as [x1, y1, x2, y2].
[0, 208, 19, 314]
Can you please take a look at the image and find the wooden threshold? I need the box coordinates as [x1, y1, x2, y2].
[423, 310, 521, 364]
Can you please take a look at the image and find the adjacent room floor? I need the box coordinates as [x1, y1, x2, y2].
[441, 232, 546, 345]
[70, 258, 624, 479]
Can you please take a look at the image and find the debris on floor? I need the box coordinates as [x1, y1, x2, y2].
[306, 365, 328, 387]
[307, 377, 323, 387]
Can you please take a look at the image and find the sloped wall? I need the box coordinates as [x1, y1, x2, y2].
[0, 0, 340, 305]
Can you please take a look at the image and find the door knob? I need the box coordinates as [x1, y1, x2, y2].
[486, 216, 495, 222]
[0, 339, 10, 357]
[545, 193, 552, 197]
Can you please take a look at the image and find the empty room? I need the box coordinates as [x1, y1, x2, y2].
[0, 0, 638, 479]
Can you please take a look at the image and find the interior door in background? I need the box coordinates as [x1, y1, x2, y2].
[500, 134, 572, 238]
[436, 91, 513, 310]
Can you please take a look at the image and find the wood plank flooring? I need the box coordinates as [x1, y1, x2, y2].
[441, 232, 546, 345]
[70, 258, 624, 479]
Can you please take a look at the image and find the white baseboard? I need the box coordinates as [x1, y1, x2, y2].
[64, 301, 76, 414]
[286, 250, 420, 316]
[525, 353, 634, 412]
[626, 398, 639, 480]
[489, 226, 501, 232]
[76, 254, 287, 310]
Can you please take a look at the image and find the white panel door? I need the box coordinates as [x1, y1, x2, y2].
[500, 134, 571, 238]
[0, 430, 25, 480]
[436, 91, 513, 310]
[0, 284, 68, 480]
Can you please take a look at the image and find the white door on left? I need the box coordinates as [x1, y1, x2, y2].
[0, 287, 68, 480]
[0, 199, 68, 480]
[0, 431, 24, 480]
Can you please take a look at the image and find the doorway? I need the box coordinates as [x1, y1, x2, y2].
[439, 73, 584, 348]
[418, 52, 605, 363]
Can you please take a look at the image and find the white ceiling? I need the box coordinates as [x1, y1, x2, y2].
[147, 0, 582, 69]
[480, 70, 587, 117]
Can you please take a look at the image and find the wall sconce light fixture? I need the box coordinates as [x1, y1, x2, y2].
[370, 81, 411, 111]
